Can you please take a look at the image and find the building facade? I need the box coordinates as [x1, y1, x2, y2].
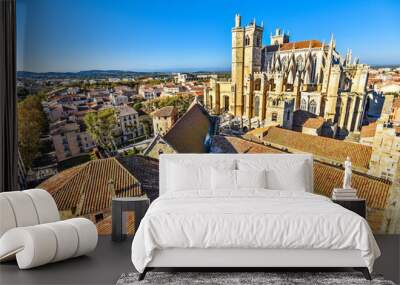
[139, 85, 161, 100]
[205, 14, 369, 137]
[51, 121, 96, 161]
[152, 106, 178, 136]
[116, 105, 142, 143]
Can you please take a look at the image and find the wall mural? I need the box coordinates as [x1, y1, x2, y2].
[16, 0, 400, 235]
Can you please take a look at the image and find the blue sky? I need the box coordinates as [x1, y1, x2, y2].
[17, 0, 400, 72]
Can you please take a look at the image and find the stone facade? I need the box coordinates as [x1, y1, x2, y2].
[368, 123, 400, 181]
[368, 95, 400, 182]
[152, 106, 178, 136]
[205, 14, 369, 137]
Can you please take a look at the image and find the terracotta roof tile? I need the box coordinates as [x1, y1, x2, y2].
[313, 162, 390, 209]
[266, 40, 323, 52]
[39, 157, 142, 216]
[360, 122, 378, 138]
[96, 213, 135, 235]
[262, 127, 372, 169]
[292, 110, 317, 129]
[303, 117, 325, 129]
[39, 165, 83, 195]
[211, 135, 390, 211]
[211, 135, 278, 154]
[117, 155, 159, 202]
[152, 106, 177, 118]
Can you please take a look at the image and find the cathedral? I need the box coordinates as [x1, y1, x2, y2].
[205, 14, 369, 137]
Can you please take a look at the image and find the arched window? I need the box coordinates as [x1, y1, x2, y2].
[300, 99, 307, 111]
[271, 112, 278, 122]
[309, 100, 317, 114]
[245, 36, 250, 46]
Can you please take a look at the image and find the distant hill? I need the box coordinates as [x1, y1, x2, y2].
[370, 64, 400, 69]
[16, 69, 230, 80]
[17, 70, 158, 79]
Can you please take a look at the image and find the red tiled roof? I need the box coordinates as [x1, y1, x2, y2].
[152, 106, 177, 118]
[211, 135, 391, 211]
[117, 155, 159, 202]
[212, 135, 278, 154]
[303, 117, 325, 129]
[360, 122, 378, 138]
[262, 127, 372, 169]
[313, 163, 390, 209]
[39, 158, 142, 216]
[96, 213, 135, 235]
[266, 40, 323, 52]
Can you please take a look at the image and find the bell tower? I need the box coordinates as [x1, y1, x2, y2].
[244, 18, 264, 77]
[270, 28, 289, 45]
[232, 14, 245, 116]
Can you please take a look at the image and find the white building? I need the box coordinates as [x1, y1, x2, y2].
[108, 78, 121, 83]
[174, 73, 195, 84]
[162, 84, 185, 96]
[139, 86, 161, 100]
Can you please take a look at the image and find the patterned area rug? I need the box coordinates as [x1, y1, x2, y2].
[116, 271, 396, 285]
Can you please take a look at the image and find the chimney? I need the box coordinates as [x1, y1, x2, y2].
[108, 179, 116, 198]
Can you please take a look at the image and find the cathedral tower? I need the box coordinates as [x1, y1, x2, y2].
[270, 28, 289, 45]
[243, 19, 264, 77]
[232, 14, 245, 116]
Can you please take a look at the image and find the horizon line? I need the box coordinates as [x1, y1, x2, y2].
[16, 63, 400, 75]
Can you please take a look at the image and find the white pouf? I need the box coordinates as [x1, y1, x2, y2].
[0, 189, 98, 269]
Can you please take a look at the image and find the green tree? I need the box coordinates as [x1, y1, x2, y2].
[144, 94, 194, 117]
[17, 87, 29, 100]
[18, 95, 47, 168]
[124, 147, 139, 157]
[141, 119, 152, 139]
[84, 108, 118, 155]
[133, 102, 143, 111]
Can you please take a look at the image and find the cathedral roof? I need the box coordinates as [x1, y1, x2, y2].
[265, 40, 323, 52]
